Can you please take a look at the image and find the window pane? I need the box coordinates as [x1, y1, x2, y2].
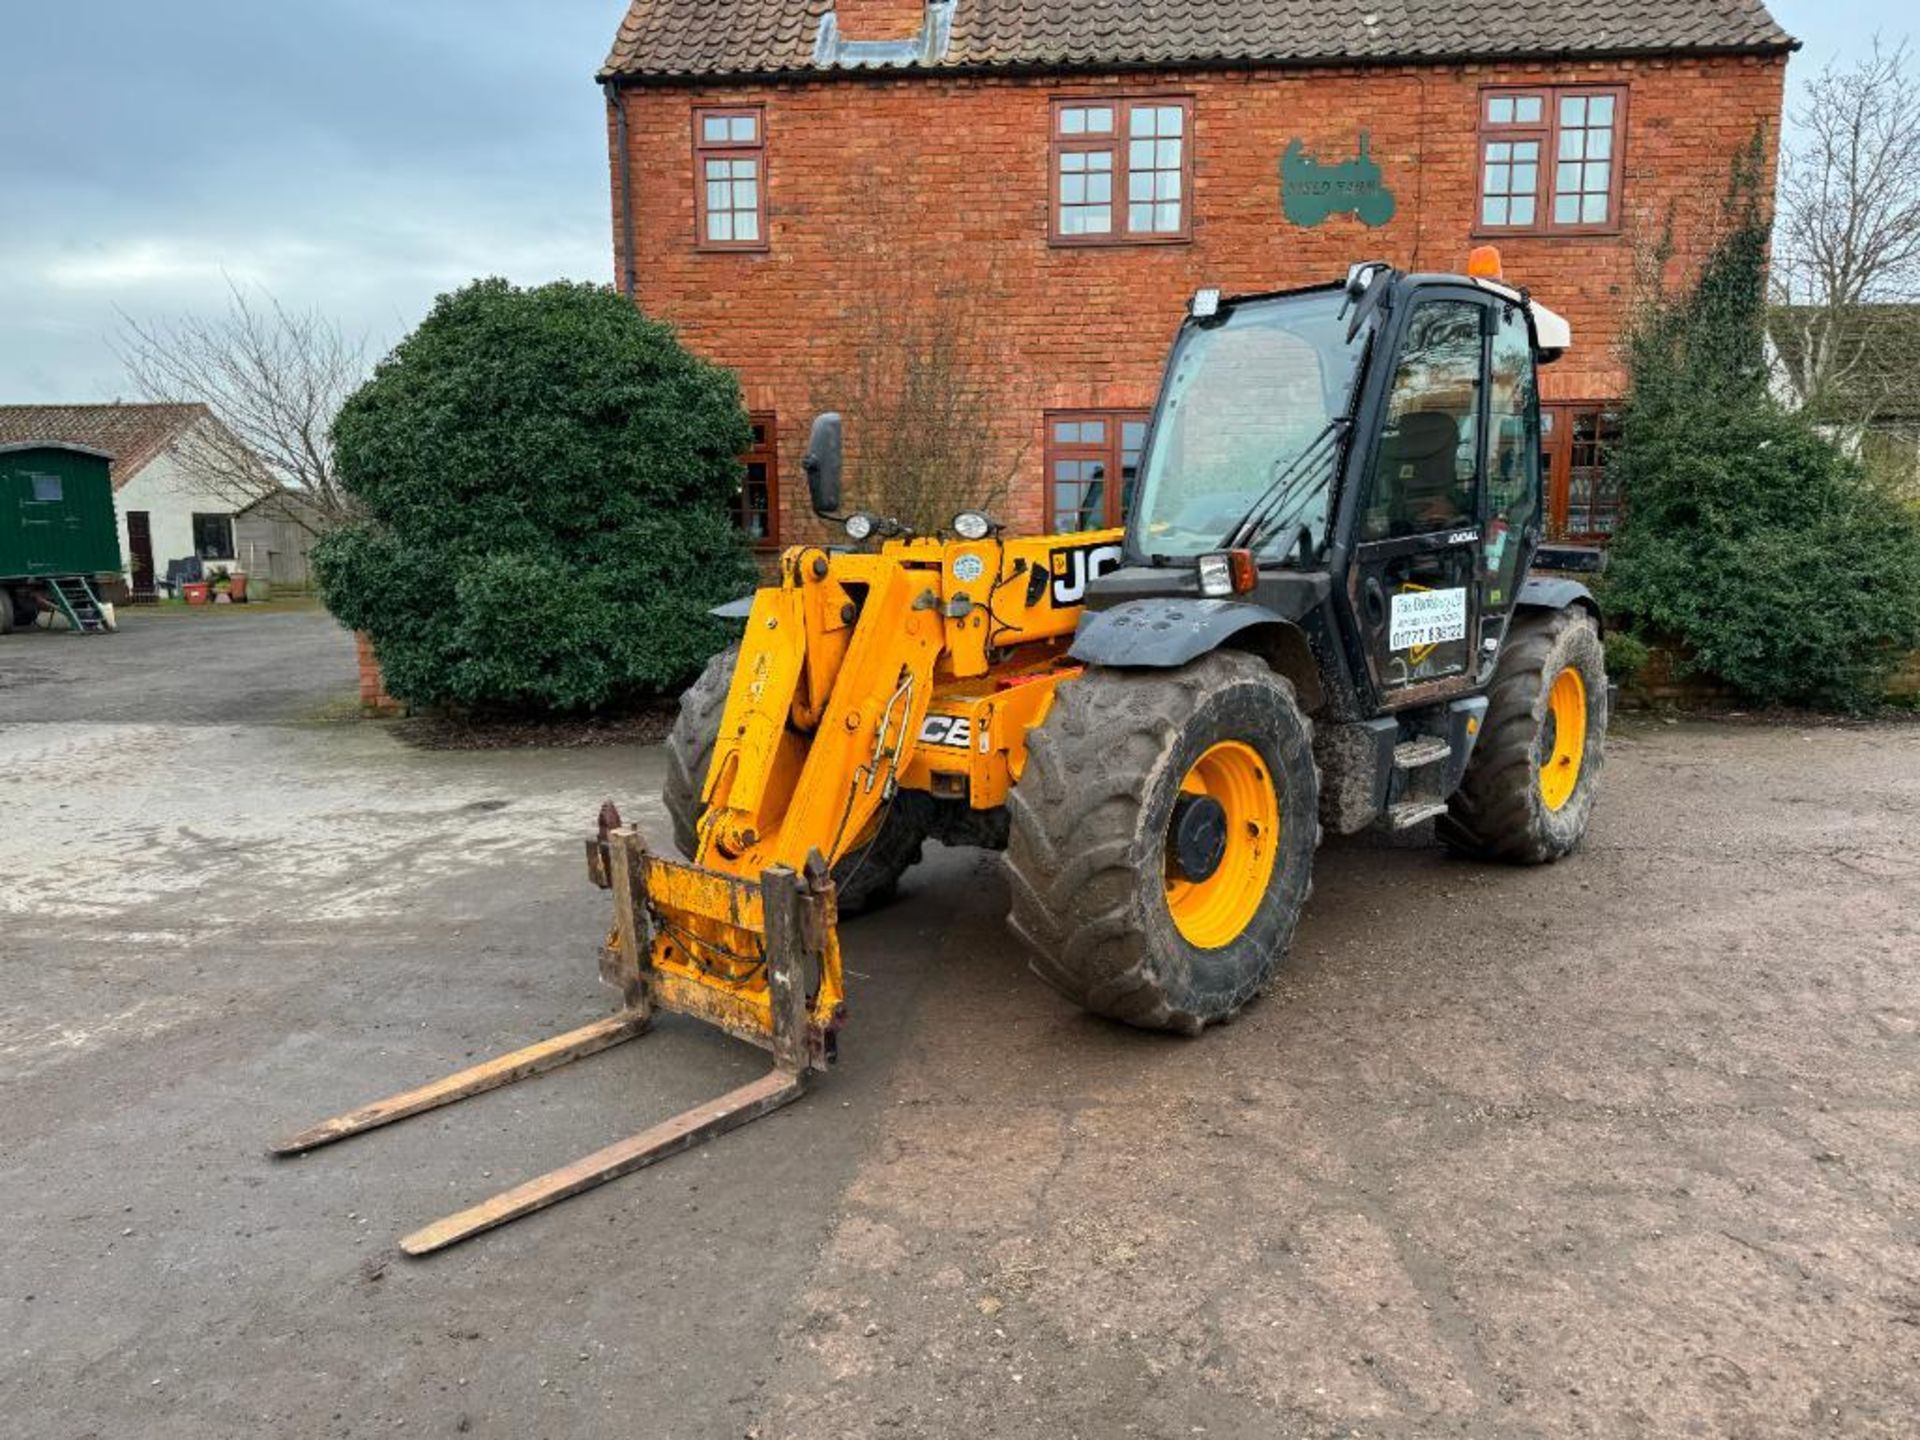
[1583, 160, 1610, 191]
[1485, 163, 1509, 193]
[707, 180, 730, 211]
[1554, 193, 1580, 225]
[1581, 192, 1609, 224]
[1483, 196, 1509, 226]
[732, 179, 758, 209]
[1121, 420, 1147, 453]
[30, 475, 62, 502]
[1087, 150, 1112, 171]
[1060, 150, 1086, 173]
[1556, 162, 1581, 193]
[1087, 171, 1111, 203]
[1129, 202, 1153, 231]
[1062, 173, 1086, 203]
[734, 158, 758, 180]
[709, 211, 733, 241]
[1513, 140, 1538, 163]
[1487, 141, 1511, 162]
[1129, 139, 1154, 169]
[1512, 163, 1536, 194]
[1129, 106, 1155, 136]
[1588, 127, 1612, 160]
[1364, 299, 1484, 544]
[1154, 201, 1181, 232]
[1560, 95, 1587, 127]
[1061, 107, 1085, 135]
[735, 210, 759, 241]
[1511, 196, 1536, 226]
[1127, 169, 1152, 202]
[1154, 170, 1180, 201]
[1155, 138, 1181, 169]
[1589, 94, 1614, 126]
[1515, 95, 1543, 123]
[702, 116, 730, 143]
[705, 158, 730, 181]
[729, 115, 757, 142]
[1156, 105, 1182, 136]
[1559, 128, 1584, 160]
[1488, 96, 1514, 124]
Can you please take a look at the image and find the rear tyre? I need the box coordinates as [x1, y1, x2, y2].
[1006, 650, 1319, 1034]
[1439, 608, 1607, 864]
[662, 643, 927, 915]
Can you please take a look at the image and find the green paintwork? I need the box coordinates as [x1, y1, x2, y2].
[0, 444, 123, 582]
[1280, 133, 1397, 229]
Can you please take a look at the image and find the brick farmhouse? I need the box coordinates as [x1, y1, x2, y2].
[598, 0, 1794, 547]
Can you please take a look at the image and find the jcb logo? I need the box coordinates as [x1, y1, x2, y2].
[1049, 541, 1125, 606]
[918, 714, 973, 749]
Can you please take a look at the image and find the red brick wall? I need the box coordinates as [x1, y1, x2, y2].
[610, 54, 1786, 542]
[354, 631, 401, 716]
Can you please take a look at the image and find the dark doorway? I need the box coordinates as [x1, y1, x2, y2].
[127, 511, 155, 601]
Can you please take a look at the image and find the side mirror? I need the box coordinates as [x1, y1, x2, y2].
[802, 413, 843, 517]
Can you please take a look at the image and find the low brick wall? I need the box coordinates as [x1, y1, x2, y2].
[1621, 640, 1920, 709]
[354, 631, 402, 716]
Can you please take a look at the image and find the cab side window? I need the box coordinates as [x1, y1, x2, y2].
[1362, 299, 1483, 541]
[1483, 302, 1540, 609]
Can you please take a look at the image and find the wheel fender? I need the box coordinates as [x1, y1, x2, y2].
[1515, 577, 1602, 634]
[1069, 597, 1291, 670]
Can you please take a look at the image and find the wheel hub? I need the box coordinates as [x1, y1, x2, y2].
[1169, 794, 1230, 883]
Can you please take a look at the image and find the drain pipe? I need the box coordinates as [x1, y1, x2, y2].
[604, 79, 638, 299]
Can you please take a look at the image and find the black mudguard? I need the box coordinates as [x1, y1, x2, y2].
[1069, 597, 1291, 669]
[1515, 575, 1602, 633]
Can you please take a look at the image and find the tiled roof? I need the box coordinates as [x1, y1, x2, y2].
[1770, 305, 1920, 424]
[0, 403, 207, 492]
[601, 0, 1795, 80]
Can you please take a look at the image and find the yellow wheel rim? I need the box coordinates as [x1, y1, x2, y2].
[1539, 667, 1588, 812]
[1165, 741, 1281, 949]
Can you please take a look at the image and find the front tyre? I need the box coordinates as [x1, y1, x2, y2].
[1439, 608, 1607, 864]
[1006, 650, 1319, 1034]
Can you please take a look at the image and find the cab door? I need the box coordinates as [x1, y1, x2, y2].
[1348, 290, 1491, 704]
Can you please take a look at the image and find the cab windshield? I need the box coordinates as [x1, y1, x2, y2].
[1129, 288, 1368, 563]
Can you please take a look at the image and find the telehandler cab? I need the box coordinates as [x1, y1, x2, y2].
[279, 253, 1607, 1252]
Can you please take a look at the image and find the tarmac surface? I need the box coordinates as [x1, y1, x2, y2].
[3, 610, 1917, 1439]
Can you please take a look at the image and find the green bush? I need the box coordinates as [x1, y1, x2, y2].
[1602, 143, 1920, 712]
[314, 279, 756, 712]
[1601, 631, 1652, 688]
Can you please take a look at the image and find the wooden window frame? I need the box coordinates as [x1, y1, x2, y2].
[190, 511, 235, 561]
[1541, 402, 1624, 542]
[1049, 95, 1194, 247]
[1045, 409, 1152, 531]
[737, 412, 780, 550]
[1475, 85, 1627, 239]
[693, 106, 768, 253]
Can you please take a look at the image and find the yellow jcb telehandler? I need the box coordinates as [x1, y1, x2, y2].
[277, 253, 1608, 1253]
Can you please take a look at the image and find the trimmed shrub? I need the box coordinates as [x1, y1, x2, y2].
[1601, 631, 1652, 689]
[314, 279, 756, 712]
[1603, 145, 1920, 711]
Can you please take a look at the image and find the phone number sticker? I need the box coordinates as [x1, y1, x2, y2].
[1389, 586, 1466, 651]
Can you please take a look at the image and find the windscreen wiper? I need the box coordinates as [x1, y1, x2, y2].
[1219, 417, 1350, 553]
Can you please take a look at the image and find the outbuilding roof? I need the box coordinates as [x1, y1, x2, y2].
[0, 403, 208, 491]
[601, 0, 1795, 81]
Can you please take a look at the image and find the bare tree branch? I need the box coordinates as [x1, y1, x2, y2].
[813, 176, 1036, 533]
[1772, 37, 1920, 436]
[114, 280, 369, 536]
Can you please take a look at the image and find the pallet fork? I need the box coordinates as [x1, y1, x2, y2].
[272, 809, 839, 1256]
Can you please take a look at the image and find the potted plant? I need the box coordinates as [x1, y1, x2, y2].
[207, 566, 234, 604]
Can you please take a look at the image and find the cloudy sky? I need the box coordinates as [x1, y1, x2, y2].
[0, 0, 1902, 402]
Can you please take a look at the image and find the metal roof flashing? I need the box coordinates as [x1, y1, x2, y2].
[814, 1, 955, 68]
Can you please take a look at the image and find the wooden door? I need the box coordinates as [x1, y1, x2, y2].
[127, 511, 155, 598]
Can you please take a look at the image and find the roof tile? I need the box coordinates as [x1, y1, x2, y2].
[602, 0, 1794, 79]
[0, 403, 207, 492]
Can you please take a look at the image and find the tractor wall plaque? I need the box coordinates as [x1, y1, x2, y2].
[1281, 133, 1396, 228]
